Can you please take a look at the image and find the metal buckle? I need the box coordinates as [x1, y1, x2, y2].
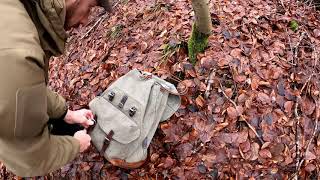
[129, 107, 137, 117]
[108, 91, 115, 101]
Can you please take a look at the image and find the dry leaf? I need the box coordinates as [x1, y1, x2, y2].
[259, 149, 272, 159]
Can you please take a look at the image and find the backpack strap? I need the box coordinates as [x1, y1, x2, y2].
[100, 130, 114, 156]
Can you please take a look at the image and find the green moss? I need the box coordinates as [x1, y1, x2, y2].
[106, 24, 124, 39]
[289, 20, 299, 32]
[188, 23, 210, 65]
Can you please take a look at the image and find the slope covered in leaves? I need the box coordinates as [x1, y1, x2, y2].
[1, 0, 320, 179]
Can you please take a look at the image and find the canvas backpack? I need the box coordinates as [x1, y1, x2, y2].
[88, 69, 181, 168]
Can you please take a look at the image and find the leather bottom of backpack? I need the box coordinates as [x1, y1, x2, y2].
[108, 158, 146, 169]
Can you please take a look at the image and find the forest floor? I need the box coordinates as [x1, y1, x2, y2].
[1, 0, 320, 179]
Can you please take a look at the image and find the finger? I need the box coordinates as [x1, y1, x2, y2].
[86, 119, 94, 126]
[85, 110, 94, 119]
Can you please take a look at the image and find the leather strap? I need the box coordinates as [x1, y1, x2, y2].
[100, 130, 114, 156]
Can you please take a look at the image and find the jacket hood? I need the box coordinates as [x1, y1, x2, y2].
[36, 0, 67, 56]
[21, 0, 68, 57]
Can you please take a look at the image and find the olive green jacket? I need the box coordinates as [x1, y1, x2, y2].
[0, 0, 80, 177]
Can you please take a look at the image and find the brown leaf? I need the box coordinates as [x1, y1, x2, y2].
[250, 143, 260, 161]
[284, 101, 294, 114]
[228, 38, 240, 48]
[161, 157, 175, 168]
[80, 162, 91, 171]
[237, 93, 247, 104]
[90, 77, 100, 86]
[150, 153, 159, 162]
[240, 140, 251, 153]
[230, 48, 242, 59]
[256, 92, 271, 105]
[306, 151, 316, 160]
[251, 77, 259, 90]
[305, 163, 316, 172]
[301, 97, 316, 115]
[234, 75, 247, 83]
[227, 107, 238, 119]
[218, 58, 231, 67]
[196, 95, 205, 108]
[236, 106, 244, 115]
[225, 88, 233, 98]
[259, 149, 272, 158]
[313, 29, 320, 38]
[213, 122, 229, 132]
[219, 131, 248, 145]
[200, 57, 214, 69]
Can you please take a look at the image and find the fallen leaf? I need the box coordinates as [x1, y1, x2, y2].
[256, 92, 271, 105]
[227, 107, 239, 119]
[306, 151, 316, 160]
[305, 163, 316, 172]
[250, 143, 260, 161]
[259, 149, 272, 158]
[196, 95, 205, 108]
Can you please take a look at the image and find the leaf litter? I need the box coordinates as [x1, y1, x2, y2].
[2, 0, 320, 179]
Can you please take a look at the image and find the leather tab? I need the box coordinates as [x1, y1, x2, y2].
[118, 95, 128, 109]
[100, 130, 114, 156]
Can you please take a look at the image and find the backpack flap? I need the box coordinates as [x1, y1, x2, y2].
[89, 87, 141, 160]
[161, 93, 181, 122]
[142, 72, 181, 122]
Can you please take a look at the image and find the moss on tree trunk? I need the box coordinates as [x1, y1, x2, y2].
[188, 0, 212, 65]
[188, 23, 210, 65]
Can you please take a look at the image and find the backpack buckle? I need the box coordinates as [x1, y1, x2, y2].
[108, 91, 115, 101]
[129, 107, 137, 117]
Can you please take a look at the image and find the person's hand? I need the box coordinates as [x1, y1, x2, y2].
[73, 130, 91, 153]
[64, 109, 95, 128]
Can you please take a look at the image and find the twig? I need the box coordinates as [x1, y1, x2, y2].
[279, 0, 286, 11]
[98, 41, 117, 62]
[293, 32, 306, 65]
[81, 15, 106, 39]
[300, 73, 314, 94]
[219, 81, 264, 145]
[205, 69, 216, 99]
[297, 96, 319, 171]
[293, 100, 301, 178]
[80, 0, 121, 40]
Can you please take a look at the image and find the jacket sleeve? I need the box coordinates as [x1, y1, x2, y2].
[0, 129, 80, 177]
[47, 87, 68, 119]
[0, 48, 80, 177]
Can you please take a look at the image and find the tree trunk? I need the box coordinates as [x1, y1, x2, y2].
[191, 0, 212, 35]
[188, 0, 212, 64]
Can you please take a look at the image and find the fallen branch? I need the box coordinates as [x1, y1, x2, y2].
[294, 100, 301, 177]
[219, 81, 264, 145]
[80, 1, 121, 39]
[291, 73, 312, 179]
[278, 0, 286, 11]
[297, 96, 319, 171]
[205, 69, 216, 99]
[98, 41, 117, 62]
[293, 32, 306, 65]
[81, 15, 106, 40]
[300, 74, 314, 95]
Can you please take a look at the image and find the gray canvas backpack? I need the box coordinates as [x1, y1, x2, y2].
[89, 69, 181, 168]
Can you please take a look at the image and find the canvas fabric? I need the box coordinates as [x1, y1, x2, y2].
[89, 69, 180, 168]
